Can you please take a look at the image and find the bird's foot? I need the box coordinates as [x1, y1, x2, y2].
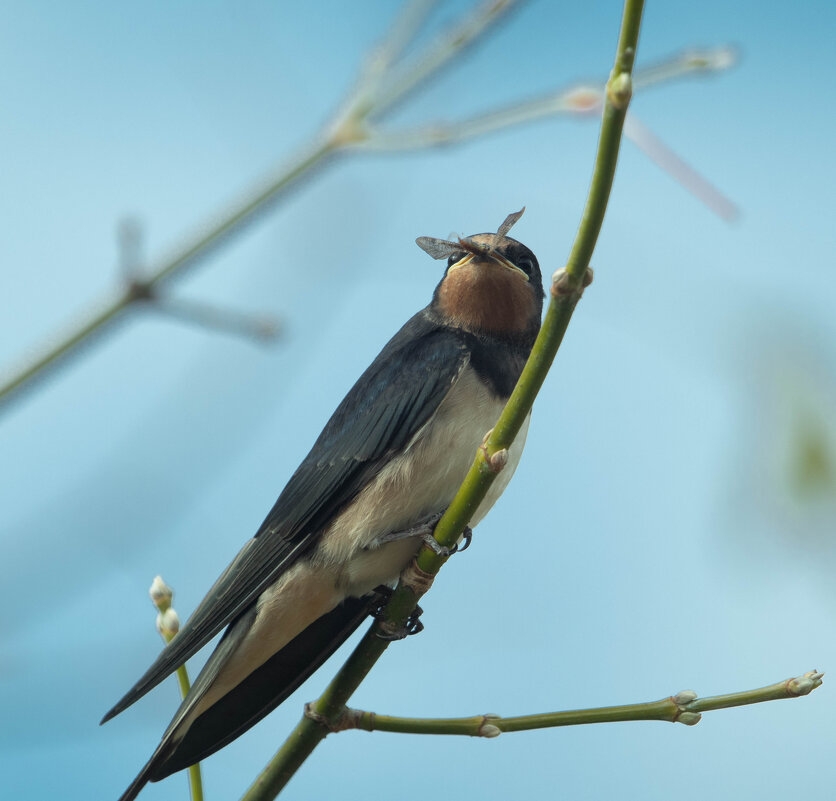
[371, 512, 473, 556]
[381, 606, 424, 640]
[370, 587, 425, 640]
[422, 525, 472, 556]
[369, 514, 473, 557]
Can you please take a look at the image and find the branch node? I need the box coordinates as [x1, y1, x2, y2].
[478, 428, 508, 473]
[478, 713, 502, 738]
[374, 560, 434, 640]
[671, 689, 702, 726]
[302, 702, 331, 731]
[401, 558, 436, 596]
[786, 670, 824, 697]
[606, 72, 633, 109]
[550, 266, 593, 299]
[303, 703, 360, 734]
[672, 689, 698, 705]
[329, 115, 372, 148]
[478, 723, 502, 738]
[676, 711, 702, 726]
[126, 278, 155, 303]
[489, 448, 508, 472]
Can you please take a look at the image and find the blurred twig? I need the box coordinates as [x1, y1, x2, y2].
[356, 47, 739, 221]
[0, 0, 735, 414]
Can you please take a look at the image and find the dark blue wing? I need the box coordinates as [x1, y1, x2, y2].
[103, 310, 468, 722]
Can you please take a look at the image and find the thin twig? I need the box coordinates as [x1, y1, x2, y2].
[150, 577, 204, 801]
[238, 2, 645, 799]
[336, 671, 824, 736]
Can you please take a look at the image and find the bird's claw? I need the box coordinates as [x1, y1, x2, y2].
[424, 525, 472, 556]
[371, 590, 425, 640]
[453, 525, 473, 554]
[422, 532, 454, 557]
[403, 608, 424, 637]
[370, 584, 394, 613]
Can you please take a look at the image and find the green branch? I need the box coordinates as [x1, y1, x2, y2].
[337, 671, 824, 736]
[239, 2, 645, 799]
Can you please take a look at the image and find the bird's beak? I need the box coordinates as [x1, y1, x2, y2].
[448, 252, 529, 282]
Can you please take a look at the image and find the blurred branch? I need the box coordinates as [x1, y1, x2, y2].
[149, 577, 203, 801]
[144, 295, 281, 343]
[356, 47, 739, 220]
[0, 139, 330, 411]
[0, 0, 735, 414]
[331, 671, 824, 735]
[623, 114, 738, 221]
[355, 47, 736, 150]
[363, 0, 522, 116]
[238, 2, 644, 799]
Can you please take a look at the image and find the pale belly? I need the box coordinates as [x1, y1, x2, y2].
[317, 364, 531, 596]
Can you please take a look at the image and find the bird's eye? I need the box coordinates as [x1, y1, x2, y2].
[447, 252, 464, 267]
[516, 257, 534, 275]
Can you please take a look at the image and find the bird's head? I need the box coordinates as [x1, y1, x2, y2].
[417, 208, 544, 344]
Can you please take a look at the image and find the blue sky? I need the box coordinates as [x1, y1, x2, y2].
[2, 2, 835, 799]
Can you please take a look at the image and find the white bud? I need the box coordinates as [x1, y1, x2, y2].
[787, 671, 824, 696]
[489, 448, 508, 473]
[607, 72, 633, 109]
[677, 711, 701, 726]
[156, 608, 180, 638]
[149, 576, 173, 612]
[673, 690, 698, 706]
[479, 724, 501, 738]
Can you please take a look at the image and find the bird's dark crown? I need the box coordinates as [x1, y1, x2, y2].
[444, 233, 542, 283]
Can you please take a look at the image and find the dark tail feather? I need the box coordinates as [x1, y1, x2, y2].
[142, 595, 374, 784]
[116, 740, 174, 801]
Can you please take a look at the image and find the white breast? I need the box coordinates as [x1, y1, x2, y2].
[317, 363, 530, 597]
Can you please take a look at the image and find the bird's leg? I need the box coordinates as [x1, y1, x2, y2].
[370, 585, 424, 640]
[369, 512, 442, 547]
[370, 512, 473, 557]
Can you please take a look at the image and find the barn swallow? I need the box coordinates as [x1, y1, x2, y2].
[105, 209, 544, 801]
